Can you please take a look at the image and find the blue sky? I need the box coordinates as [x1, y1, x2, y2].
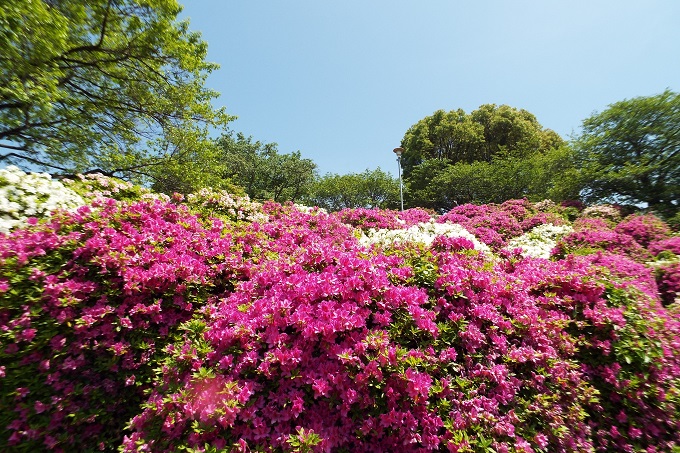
[179, 1, 680, 176]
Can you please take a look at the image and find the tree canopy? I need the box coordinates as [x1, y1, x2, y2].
[0, 0, 231, 183]
[400, 104, 570, 211]
[303, 168, 400, 211]
[400, 104, 564, 177]
[575, 89, 680, 218]
[404, 146, 580, 212]
[216, 132, 316, 203]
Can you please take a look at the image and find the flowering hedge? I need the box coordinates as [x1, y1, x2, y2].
[0, 166, 84, 233]
[1, 169, 679, 452]
[0, 197, 259, 451]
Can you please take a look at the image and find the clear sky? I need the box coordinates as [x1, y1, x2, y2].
[179, 0, 680, 176]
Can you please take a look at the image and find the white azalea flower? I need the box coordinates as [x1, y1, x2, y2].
[186, 188, 268, 223]
[0, 166, 85, 233]
[359, 220, 489, 253]
[505, 224, 573, 259]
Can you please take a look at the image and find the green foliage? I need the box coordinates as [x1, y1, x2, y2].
[410, 160, 495, 210]
[400, 108, 485, 173]
[525, 145, 584, 201]
[401, 159, 452, 210]
[400, 104, 565, 177]
[0, 0, 233, 182]
[405, 146, 581, 211]
[668, 211, 680, 232]
[147, 138, 245, 196]
[286, 428, 323, 452]
[303, 168, 400, 211]
[400, 105, 572, 211]
[216, 132, 316, 203]
[469, 103, 562, 159]
[575, 89, 680, 218]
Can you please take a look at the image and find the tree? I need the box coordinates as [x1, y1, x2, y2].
[400, 104, 564, 177]
[266, 151, 317, 203]
[404, 146, 582, 212]
[401, 159, 452, 210]
[399, 109, 485, 175]
[469, 104, 562, 160]
[304, 168, 400, 211]
[0, 0, 232, 182]
[575, 90, 680, 217]
[216, 132, 316, 203]
[400, 104, 571, 211]
[526, 145, 583, 202]
[148, 139, 244, 196]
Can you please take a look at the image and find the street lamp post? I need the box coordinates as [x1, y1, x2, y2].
[393, 147, 404, 211]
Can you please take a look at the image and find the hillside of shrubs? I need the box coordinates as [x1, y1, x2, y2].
[1, 165, 680, 452]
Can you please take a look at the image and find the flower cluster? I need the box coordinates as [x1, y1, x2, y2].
[336, 207, 433, 230]
[573, 216, 614, 231]
[580, 204, 622, 223]
[359, 220, 490, 253]
[0, 166, 84, 233]
[436, 199, 570, 251]
[1, 169, 680, 452]
[533, 199, 558, 212]
[185, 187, 269, 223]
[123, 221, 680, 453]
[505, 223, 574, 259]
[555, 227, 651, 262]
[63, 173, 155, 201]
[579, 252, 660, 299]
[614, 213, 672, 247]
[654, 260, 680, 305]
[649, 236, 680, 256]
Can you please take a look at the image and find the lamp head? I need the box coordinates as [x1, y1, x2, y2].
[393, 147, 404, 157]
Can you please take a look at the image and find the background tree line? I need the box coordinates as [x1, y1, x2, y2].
[398, 93, 679, 220]
[1, 0, 678, 219]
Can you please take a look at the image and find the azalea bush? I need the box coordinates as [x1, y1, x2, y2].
[0, 166, 84, 233]
[614, 214, 672, 247]
[1, 170, 680, 452]
[358, 219, 490, 252]
[63, 172, 156, 203]
[655, 260, 680, 306]
[649, 237, 680, 256]
[580, 204, 622, 223]
[0, 197, 256, 450]
[336, 207, 433, 230]
[505, 223, 573, 259]
[184, 188, 269, 224]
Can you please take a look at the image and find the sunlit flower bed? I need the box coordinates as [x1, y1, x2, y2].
[1, 170, 680, 452]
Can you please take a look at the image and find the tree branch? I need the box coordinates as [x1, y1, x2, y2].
[0, 101, 28, 111]
[0, 143, 28, 152]
[0, 151, 71, 173]
[60, 0, 113, 57]
[0, 118, 68, 141]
